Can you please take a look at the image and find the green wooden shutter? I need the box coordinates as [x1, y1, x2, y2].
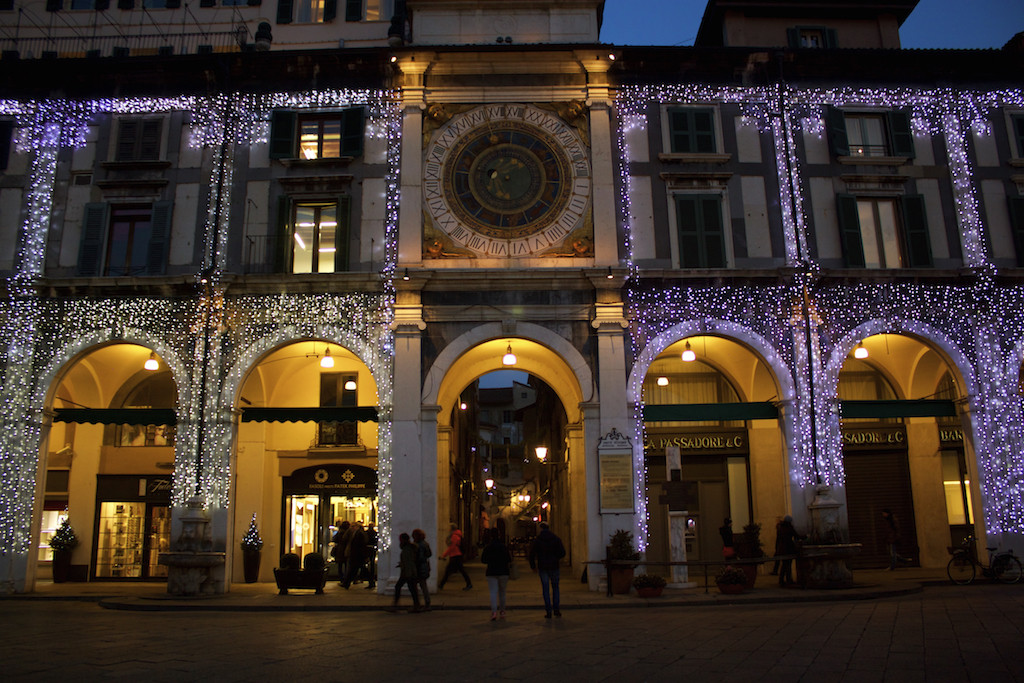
[323, 0, 336, 21]
[95, 0, 110, 9]
[345, 0, 360, 21]
[335, 196, 351, 271]
[693, 109, 715, 154]
[1012, 116, 1024, 157]
[887, 111, 915, 158]
[826, 107, 849, 157]
[0, 120, 11, 171]
[276, 195, 292, 273]
[786, 28, 799, 48]
[117, 0, 133, 8]
[701, 196, 726, 267]
[825, 28, 838, 48]
[45, 0, 61, 11]
[139, 119, 162, 160]
[1008, 196, 1024, 266]
[276, 0, 292, 24]
[676, 196, 701, 268]
[900, 195, 932, 268]
[669, 109, 690, 153]
[836, 194, 865, 267]
[77, 203, 109, 276]
[341, 107, 365, 157]
[269, 111, 296, 159]
[145, 201, 172, 275]
[116, 120, 138, 161]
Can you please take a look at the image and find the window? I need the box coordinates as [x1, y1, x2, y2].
[318, 372, 358, 446]
[1008, 196, 1024, 266]
[675, 195, 726, 268]
[0, 120, 12, 171]
[77, 202, 172, 276]
[667, 108, 716, 154]
[277, 197, 351, 273]
[269, 108, 365, 159]
[827, 108, 915, 159]
[0, 0, 14, 9]
[276, 0, 336, 24]
[787, 26, 838, 49]
[115, 118, 162, 161]
[836, 195, 931, 268]
[1012, 115, 1024, 157]
[345, 0, 391, 21]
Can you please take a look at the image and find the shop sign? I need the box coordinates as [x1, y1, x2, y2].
[283, 464, 377, 494]
[643, 429, 747, 455]
[841, 425, 907, 450]
[939, 427, 965, 444]
[96, 475, 173, 502]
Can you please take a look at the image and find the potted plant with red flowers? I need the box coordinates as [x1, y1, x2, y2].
[715, 565, 747, 594]
[633, 573, 667, 598]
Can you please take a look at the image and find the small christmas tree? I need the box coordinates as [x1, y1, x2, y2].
[241, 514, 263, 552]
[50, 518, 78, 552]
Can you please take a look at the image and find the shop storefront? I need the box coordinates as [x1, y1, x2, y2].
[92, 475, 172, 580]
[842, 424, 918, 568]
[281, 464, 377, 561]
[644, 427, 751, 563]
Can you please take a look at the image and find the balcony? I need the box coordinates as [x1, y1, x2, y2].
[0, 31, 241, 60]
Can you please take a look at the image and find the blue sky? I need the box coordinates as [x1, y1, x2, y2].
[600, 0, 1024, 49]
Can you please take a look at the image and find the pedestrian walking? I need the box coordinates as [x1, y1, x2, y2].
[528, 522, 566, 618]
[438, 522, 472, 590]
[777, 515, 802, 587]
[412, 527, 432, 610]
[480, 529, 512, 620]
[719, 517, 735, 559]
[340, 521, 367, 589]
[391, 532, 421, 612]
[882, 508, 907, 570]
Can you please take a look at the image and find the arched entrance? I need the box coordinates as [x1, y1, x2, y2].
[641, 335, 787, 567]
[40, 343, 177, 582]
[837, 333, 978, 569]
[233, 340, 380, 583]
[431, 334, 588, 579]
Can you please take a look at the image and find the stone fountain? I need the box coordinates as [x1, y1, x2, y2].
[158, 497, 226, 596]
[800, 485, 861, 588]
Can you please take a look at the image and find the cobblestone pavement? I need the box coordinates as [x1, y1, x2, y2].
[2, 584, 1022, 682]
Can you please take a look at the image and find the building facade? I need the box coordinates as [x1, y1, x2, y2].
[1, 0, 1023, 593]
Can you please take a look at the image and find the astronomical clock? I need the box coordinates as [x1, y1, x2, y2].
[422, 102, 593, 259]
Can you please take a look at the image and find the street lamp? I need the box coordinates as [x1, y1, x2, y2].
[535, 446, 548, 462]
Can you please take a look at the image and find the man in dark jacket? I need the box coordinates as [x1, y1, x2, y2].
[528, 522, 566, 618]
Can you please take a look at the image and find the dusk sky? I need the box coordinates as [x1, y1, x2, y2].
[600, 0, 1024, 50]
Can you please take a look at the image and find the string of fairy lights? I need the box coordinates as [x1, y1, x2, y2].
[2, 75, 1024, 565]
[617, 83, 1024, 541]
[0, 90, 400, 558]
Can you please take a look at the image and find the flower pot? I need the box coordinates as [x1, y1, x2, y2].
[242, 548, 261, 583]
[609, 566, 635, 594]
[741, 564, 757, 588]
[717, 582, 744, 595]
[636, 586, 663, 598]
[52, 550, 72, 583]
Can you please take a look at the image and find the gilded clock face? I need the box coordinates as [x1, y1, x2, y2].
[424, 104, 591, 257]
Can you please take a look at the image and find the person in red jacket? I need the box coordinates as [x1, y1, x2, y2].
[437, 522, 473, 590]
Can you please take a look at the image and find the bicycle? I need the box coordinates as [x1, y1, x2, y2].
[946, 535, 1023, 585]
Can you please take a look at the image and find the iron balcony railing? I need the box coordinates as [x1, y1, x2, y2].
[0, 31, 241, 59]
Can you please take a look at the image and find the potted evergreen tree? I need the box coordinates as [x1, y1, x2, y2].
[607, 529, 640, 594]
[632, 573, 667, 598]
[49, 518, 78, 583]
[240, 514, 263, 583]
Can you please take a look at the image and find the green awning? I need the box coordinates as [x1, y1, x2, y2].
[840, 399, 956, 418]
[54, 408, 177, 425]
[240, 406, 379, 423]
[643, 402, 779, 422]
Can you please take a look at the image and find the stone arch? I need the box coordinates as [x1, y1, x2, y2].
[424, 322, 592, 425]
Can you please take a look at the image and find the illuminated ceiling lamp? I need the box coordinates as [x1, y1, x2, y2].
[535, 446, 548, 462]
[484, 477, 495, 490]
[320, 346, 335, 369]
[657, 376, 669, 386]
[681, 341, 696, 362]
[854, 342, 869, 360]
[144, 351, 159, 371]
[344, 378, 357, 391]
[502, 342, 517, 366]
